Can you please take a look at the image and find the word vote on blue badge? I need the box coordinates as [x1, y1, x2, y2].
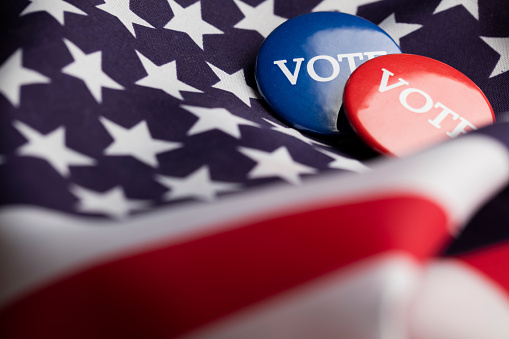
[255, 12, 401, 135]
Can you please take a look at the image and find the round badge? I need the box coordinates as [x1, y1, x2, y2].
[255, 12, 401, 135]
[343, 54, 495, 157]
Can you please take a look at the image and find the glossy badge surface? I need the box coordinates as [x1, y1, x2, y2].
[255, 12, 401, 135]
[343, 54, 495, 157]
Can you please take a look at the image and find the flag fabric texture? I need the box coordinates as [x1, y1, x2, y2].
[1, 0, 509, 338]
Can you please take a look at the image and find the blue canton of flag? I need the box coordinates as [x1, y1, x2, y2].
[0, 0, 371, 219]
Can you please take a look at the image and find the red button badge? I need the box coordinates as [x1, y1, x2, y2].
[343, 54, 495, 157]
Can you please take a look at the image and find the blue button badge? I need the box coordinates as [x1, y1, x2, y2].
[255, 12, 401, 135]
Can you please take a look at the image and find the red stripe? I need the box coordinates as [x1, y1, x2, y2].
[0, 194, 449, 339]
[459, 240, 509, 296]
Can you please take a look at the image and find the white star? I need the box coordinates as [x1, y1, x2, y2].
[181, 104, 259, 138]
[135, 50, 201, 100]
[96, 0, 154, 37]
[480, 37, 509, 78]
[312, 0, 382, 15]
[433, 0, 478, 20]
[238, 146, 316, 185]
[100, 117, 181, 168]
[155, 166, 239, 202]
[164, 0, 223, 50]
[61, 39, 124, 103]
[71, 185, 150, 219]
[233, 0, 286, 38]
[13, 121, 95, 176]
[207, 62, 258, 107]
[21, 0, 87, 25]
[378, 13, 423, 46]
[318, 149, 370, 173]
[263, 119, 328, 146]
[0, 49, 50, 107]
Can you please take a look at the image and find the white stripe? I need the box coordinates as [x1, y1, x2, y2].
[364, 134, 509, 232]
[182, 252, 420, 339]
[409, 259, 509, 339]
[1, 134, 508, 308]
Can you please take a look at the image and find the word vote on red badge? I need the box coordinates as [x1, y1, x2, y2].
[343, 54, 495, 156]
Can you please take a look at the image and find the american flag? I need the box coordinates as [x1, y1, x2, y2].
[1, 0, 509, 338]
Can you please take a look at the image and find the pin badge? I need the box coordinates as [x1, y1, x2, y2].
[255, 12, 401, 135]
[343, 54, 495, 157]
